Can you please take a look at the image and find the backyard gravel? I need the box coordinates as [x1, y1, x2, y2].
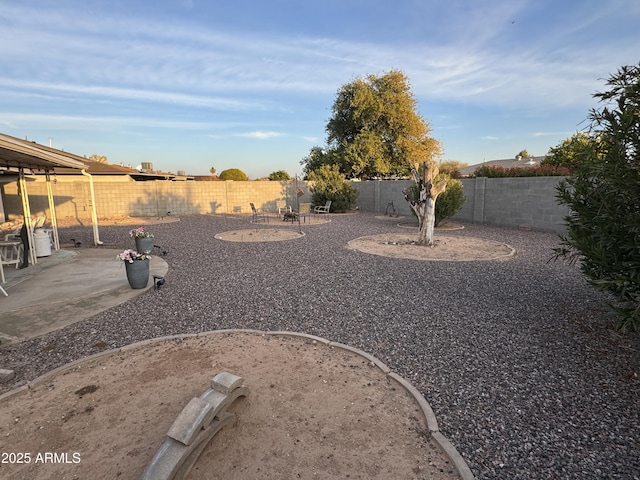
[1, 212, 639, 479]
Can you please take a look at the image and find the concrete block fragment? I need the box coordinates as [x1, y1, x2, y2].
[139, 437, 186, 480]
[0, 369, 15, 383]
[198, 389, 229, 418]
[173, 413, 235, 480]
[142, 371, 250, 480]
[211, 372, 243, 394]
[167, 397, 213, 446]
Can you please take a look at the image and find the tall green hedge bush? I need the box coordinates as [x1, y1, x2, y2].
[554, 64, 640, 331]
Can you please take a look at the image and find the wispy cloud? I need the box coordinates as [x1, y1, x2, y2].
[1, 1, 639, 176]
[0, 112, 213, 131]
[533, 131, 577, 137]
[1, 1, 635, 113]
[235, 131, 284, 140]
[0, 80, 263, 111]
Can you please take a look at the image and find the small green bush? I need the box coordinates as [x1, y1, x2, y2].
[406, 176, 465, 226]
[434, 178, 465, 226]
[307, 164, 359, 213]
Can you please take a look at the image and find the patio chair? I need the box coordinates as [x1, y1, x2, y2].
[0, 239, 22, 283]
[276, 202, 292, 219]
[313, 200, 332, 214]
[250, 203, 268, 223]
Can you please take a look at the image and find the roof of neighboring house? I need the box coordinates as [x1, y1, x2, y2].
[53, 157, 170, 178]
[50, 153, 179, 180]
[458, 156, 546, 177]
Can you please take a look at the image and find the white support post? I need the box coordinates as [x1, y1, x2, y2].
[45, 170, 60, 250]
[18, 168, 37, 265]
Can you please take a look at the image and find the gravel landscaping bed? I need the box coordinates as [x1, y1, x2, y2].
[1, 212, 638, 479]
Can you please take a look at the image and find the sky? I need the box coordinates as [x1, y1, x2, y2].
[1, 1, 639, 179]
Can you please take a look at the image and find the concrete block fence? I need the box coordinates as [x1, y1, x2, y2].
[455, 177, 570, 234]
[353, 176, 569, 233]
[1, 179, 313, 223]
[1, 176, 569, 233]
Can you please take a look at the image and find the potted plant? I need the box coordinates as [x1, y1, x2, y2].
[117, 249, 151, 289]
[130, 227, 154, 254]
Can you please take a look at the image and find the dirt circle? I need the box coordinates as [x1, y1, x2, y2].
[0, 332, 461, 479]
[215, 229, 305, 242]
[348, 233, 515, 261]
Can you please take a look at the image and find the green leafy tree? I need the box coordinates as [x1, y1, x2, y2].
[89, 154, 108, 163]
[307, 164, 359, 213]
[219, 168, 249, 181]
[438, 160, 468, 179]
[554, 63, 640, 331]
[268, 170, 291, 181]
[542, 132, 598, 171]
[302, 70, 441, 179]
[516, 149, 531, 159]
[300, 146, 328, 176]
[210, 167, 217, 176]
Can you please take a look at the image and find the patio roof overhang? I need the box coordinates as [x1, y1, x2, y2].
[0, 134, 89, 273]
[0, 134, 87, 172]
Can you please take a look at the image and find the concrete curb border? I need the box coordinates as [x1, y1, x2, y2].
[0, 329, 475, 479]
[347, 233, 515, 263]
[214, 229, 306, 242]
[249, 216, 331, 226]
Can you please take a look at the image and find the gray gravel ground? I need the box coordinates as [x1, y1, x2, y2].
[1, 212, 639, 479]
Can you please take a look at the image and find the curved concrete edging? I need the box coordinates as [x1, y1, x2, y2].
[249, 219, 332, 226]
[397, 222, 466, 231]
[348, 234, 515, 263]
[214, 229, 306, 242]
[0, 329, 475, 480]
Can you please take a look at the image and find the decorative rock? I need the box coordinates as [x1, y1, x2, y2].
[167, 397, 214, 446]
[0, 369, 15, 383]
[140, 371, 249, 480]
[211, 371, 244, 394]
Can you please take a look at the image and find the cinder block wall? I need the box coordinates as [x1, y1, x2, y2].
[354, 180, 414, 216]
[352, 177, 569, 233]
[455, 177, 570, 233]
[1, 176, 568, 232]
[1, 179, 312, 223]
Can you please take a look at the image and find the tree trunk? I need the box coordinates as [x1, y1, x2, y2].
[404, 161, 446, 247]
[417, 197, 437, 246]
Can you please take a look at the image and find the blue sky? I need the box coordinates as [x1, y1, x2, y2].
[1, 1, 639, 179]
